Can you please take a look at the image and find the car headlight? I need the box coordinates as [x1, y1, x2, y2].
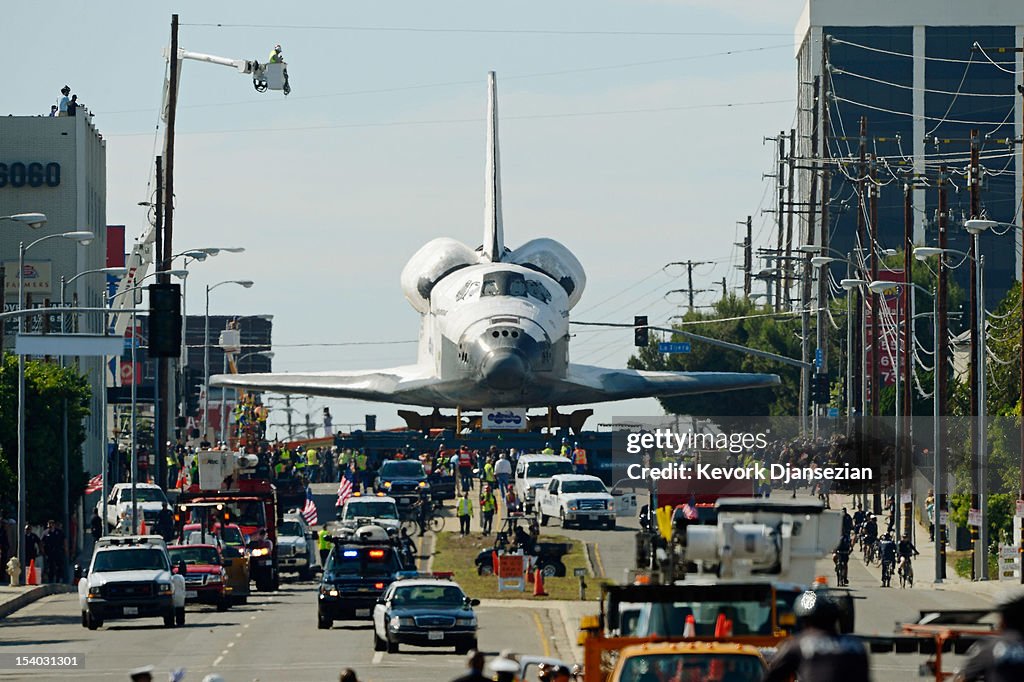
[383, 481, 392, 489]
[208, 573, 223, 584]
[390, 616, 414, 628]
[251, 548, 268, 557]
[568, 503, 578, 511]
[321, 587, 340, 597]
[418, 481, 428, 488]
[88, 586, 103, 598]
[456, 617, 476, 626]
[157, 582, 173, 594]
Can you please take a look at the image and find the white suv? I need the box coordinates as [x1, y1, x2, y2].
[78, 535, 186, 630]
[513, 455, 574, 514]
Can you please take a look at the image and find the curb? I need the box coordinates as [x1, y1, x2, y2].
[0, 583, 76, 620]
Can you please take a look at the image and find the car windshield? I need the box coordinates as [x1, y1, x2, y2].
[93, 548, 168, 572]
[380, 461, 425, 478]
[617, 653, 764, 682]
[279, 521, 304, 537]
[638, 599, 773, 637]
[345, 501, 398, 520]
[562, 479, 607, 494]
[222, 526, 244, 546]
[526, 461, 573, 478]
[169, 547, 221, 565]
[134, 488, 168, 503]
[326, 548, 400, 578]
[392, 584, 467, 608]
[236, 501, 266, 527]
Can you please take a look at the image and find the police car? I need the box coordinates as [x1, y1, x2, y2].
[317, 524, 404, 629]
[338, 493, 401, 533]
[78, 535, 187, 630]
[372, 574, 480, 654]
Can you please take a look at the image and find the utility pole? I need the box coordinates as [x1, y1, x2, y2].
[808, 76, 822, 435]
[719, 277, 727, 299]
[968, 128, 982, 580]
[785, 128, 797, 307]
[777, 132, 786, 311]
[902, 181, 914, 537]
[157, 13, 180, 491]
[937, 164, 949, 580]
[154, 155, 165, 489]
[743, 216, 752, 298]
[1019, 74, 1024, 574]
[854, 117, 868, 422]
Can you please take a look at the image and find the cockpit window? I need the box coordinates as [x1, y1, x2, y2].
[526, 280, 551, 303]
[480, 271, 547, 301]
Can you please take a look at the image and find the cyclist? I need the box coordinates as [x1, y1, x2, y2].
[897, 533, 919, 586]
[878, 532, 897, 587]
[862, 514, 879, 563]
[833, 534, 852, 587]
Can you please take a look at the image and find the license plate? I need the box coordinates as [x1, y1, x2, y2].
[185, 590, 198, 598]
[355, 608, 370, 617]
[399, 498, 410, 504]
[123, 606, 139, 615]
[588, 515, 597, 521]
[428, 631, 444, 640]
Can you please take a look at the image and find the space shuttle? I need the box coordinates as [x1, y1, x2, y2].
[209, 73, 780, 408]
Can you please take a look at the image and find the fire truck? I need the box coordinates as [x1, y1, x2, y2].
[177, 452, 282, 591]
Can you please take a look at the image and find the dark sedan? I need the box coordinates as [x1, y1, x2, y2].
[372, 578, 479, 654]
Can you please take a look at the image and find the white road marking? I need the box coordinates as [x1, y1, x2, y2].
[213, 656, 224, 667]
[227, 642, 235, 648]
[235, 632, 243, 638]
[372, 652, 384, 665]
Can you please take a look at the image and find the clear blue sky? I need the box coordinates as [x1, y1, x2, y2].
[4, 0, 806, 435]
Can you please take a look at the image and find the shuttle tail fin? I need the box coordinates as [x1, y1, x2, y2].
[483, 71, 504, 262]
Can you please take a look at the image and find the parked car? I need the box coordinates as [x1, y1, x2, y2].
[372, 576, 480, 654]
[513, 455, 574, 514]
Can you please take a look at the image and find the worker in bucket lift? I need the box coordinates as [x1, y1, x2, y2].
[268, 43, 291, 95]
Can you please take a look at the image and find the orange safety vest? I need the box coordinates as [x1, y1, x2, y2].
[458, 451, 473, 468]
[573, 447, 588, 466]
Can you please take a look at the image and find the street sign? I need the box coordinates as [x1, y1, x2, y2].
[815, 348, 823, 368]
[658, 342, 691, 354]
[939, 510, 948, 524]
[827, 407, 839, 419]
[573, 568, 587, 577]
[968, 508, 982, 527]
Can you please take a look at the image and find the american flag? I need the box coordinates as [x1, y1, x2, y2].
[302, 487, 319, 526]
[336, 476, 353, 507]
[84, 474, 103, 495]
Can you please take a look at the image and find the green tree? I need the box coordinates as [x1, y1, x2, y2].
[0, 353, 92, 524]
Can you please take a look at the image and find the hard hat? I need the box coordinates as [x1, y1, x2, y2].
[275, 44, 282, 50]
[793, 590, 839, 630]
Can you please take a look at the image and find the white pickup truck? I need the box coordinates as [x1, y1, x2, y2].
[514, 454, 575, 515]
[78, 535, 186, 630]
[534, 474, 616, 530]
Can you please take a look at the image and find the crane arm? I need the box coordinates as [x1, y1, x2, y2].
[167, 48, 259, 74]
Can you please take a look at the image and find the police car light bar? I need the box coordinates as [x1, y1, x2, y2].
[342, 550, 358, 557]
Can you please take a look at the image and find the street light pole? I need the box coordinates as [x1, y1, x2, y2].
[16, 229, 92, 582]
[203, 280, 254, 443]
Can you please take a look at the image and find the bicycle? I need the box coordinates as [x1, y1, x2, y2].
[880, 558, 893, 587]
[898, 556, 914, 588]
[863, 537, 878, 565]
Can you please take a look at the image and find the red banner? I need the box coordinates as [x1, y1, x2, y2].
[865, 270, 904, 397]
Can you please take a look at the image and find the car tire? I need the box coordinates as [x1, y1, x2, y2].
[175, 607, 186, 627]
[373, 630, 386, 651]
[540, 512, 549, 527]
[86, 610, 101, 630]
[539, 562, 559, 578]
[318, 613, 333, 630]
[560, 511, 571, 529]
[604, 519, 616, 530]
[478, 563, 493, 576]
[298, 567, 313, 581]
[217, 599, 230, 612]
[386, 637, 399, 654]
[81, 610, 88, 628]
[455, 641, 470, 655]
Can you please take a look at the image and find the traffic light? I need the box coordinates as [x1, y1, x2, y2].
[148, 283, 182, 358]
[812, 372, 830, 405]
[634, 315, 649, 347]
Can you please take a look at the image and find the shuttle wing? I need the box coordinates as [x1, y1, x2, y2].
[208, 365, 447, 405]
[546, 364, 782, 405]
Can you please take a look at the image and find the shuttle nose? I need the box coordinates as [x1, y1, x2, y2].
[481, 350, 528, 390]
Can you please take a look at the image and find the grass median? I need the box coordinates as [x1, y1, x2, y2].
[432, 531, 590, 600]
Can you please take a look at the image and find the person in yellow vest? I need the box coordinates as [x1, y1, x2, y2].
[479, 485, 497, 536]
[559, 438, 571, 458]
[355, 449, 368, 492]
[318, 525, 333, 567]
[456, 491, 473, 536]
[483, 458, 496, 488]
[540, 442, 555, 455]
[294, 446, 307, 476]
[572, 443, 588, 474]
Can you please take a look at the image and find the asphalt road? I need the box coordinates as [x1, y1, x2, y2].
[0, 578, 560, 682]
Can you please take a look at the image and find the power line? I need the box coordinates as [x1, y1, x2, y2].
[182, 22, 791, 38]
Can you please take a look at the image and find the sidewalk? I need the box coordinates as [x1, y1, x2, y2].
[0, 583, 76, 619]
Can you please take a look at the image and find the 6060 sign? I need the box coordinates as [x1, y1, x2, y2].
[0, 162, 61, 188]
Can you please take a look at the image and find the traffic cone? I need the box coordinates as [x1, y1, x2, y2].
[138, 518, 147, 535]
[714, 613, 729, 638]
[26, 559, 38, 586]
[682, 614, 696, 638]
[532, 568, 547, 597]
